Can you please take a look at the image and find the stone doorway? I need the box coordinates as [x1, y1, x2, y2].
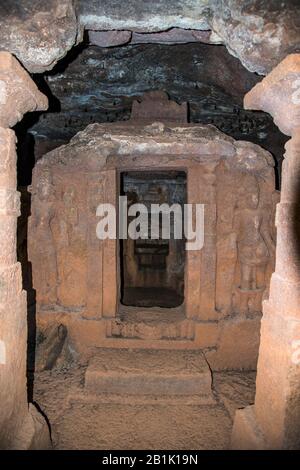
[120, 170, 186, 309]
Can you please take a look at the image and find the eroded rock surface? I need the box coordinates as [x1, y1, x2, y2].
[210, 0, 300, 75]
[78, 0, 300, 74]
[0, 0, 78, 73]
[78, 0, 211, 32]
[28, 44, 287, 168]
[0, 52, 48, 128]
[0, 1, 299, 74]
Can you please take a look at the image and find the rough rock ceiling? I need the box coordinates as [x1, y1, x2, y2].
[0, 0, 299, 75]
[23, 43, 287, 181]
[0, 0, 78, 73]
[1, 1, 292, 186]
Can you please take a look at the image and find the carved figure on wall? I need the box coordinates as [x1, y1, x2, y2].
[56, 185, 87, 307]
[30, 170, 58, 305]
[233, 175, 275, 294]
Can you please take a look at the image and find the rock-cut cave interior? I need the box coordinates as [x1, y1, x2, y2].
[0, 0, 300, 452]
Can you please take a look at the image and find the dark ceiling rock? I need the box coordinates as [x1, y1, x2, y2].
[78, 0, 300, 74]
[0, 1, 299, 74]
[0, 0, 78, 73]
[30, 43, 260, 142]
[24, 43, 287, 182]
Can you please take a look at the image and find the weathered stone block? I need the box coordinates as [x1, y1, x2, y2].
[254, 310, 300, 449]
[0, 128, 17, 188]
[0, 1, 77, 73]
[0, 264, 23, 304]
[206, 315, 262, 370]
[194, 322, 219, 349]
[0, 52, 48, 128]
[85, 349, 212, 397]
[0, 216, 18, 266]
[231, 406, 267, 450]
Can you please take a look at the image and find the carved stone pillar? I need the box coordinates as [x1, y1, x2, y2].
[0, 52, 50, 449]
[231, 54, 300, 449]
[199, 162, 218, 320]
[85, 169, 118, 319]
[185, 161, 218, 320]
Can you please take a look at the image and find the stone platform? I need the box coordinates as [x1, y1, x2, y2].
[84, 348, 213, 399]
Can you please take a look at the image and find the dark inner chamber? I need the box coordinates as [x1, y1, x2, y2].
[120, 170, 186, 308]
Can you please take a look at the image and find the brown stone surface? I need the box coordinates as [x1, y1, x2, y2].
[244, 54, 300, 136]
[88, 30, 132, 47]
[194, 322, 219, 349]
[131, 29, 220, 45]
[0, 292, 28, 448]
[0, 52, 48, 128]
[130, 91, 188, 123]
[37, 312, 107, 357]
[253, 308, 300, 448]
[231, 405, 267, 450]
[85, 349, 212, 397]
[109, 307, 194, 341]
[0, 52, 50, 449]
[27, 404, 52, 450]
[205, 314, 262, 371]
[214, 371, 256, 419]
[10, 403, 51, 450]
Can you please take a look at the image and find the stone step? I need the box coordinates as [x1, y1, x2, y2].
[85, 348, 212, 398]
[106, 306, 195, 341]
[107, 319, 195, 341]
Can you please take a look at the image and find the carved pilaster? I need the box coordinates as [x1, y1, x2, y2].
[0, 51, 50, 450]
[199, 163, 218, 320]
[232, 55, 300, 450]
[85, 174, 104, 319]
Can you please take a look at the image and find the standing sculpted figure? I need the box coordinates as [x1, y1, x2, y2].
[57, 185, 87, 306]
[30, 170, 58, 305]
[233, 175, 275, 292]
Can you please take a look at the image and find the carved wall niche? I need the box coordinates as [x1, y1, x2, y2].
[29, 168, 89, 309]
[29, 110, 277, 363]
[216, 149, 277, 318]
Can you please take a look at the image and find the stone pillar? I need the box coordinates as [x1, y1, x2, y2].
[231, 54, 300, 449]
[0, 52, 50, 449]
[185, 162, 218, 321]
[199, 162, 218, 320]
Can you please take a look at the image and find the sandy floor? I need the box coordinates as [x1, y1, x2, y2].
[33, 362, 256, 450]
